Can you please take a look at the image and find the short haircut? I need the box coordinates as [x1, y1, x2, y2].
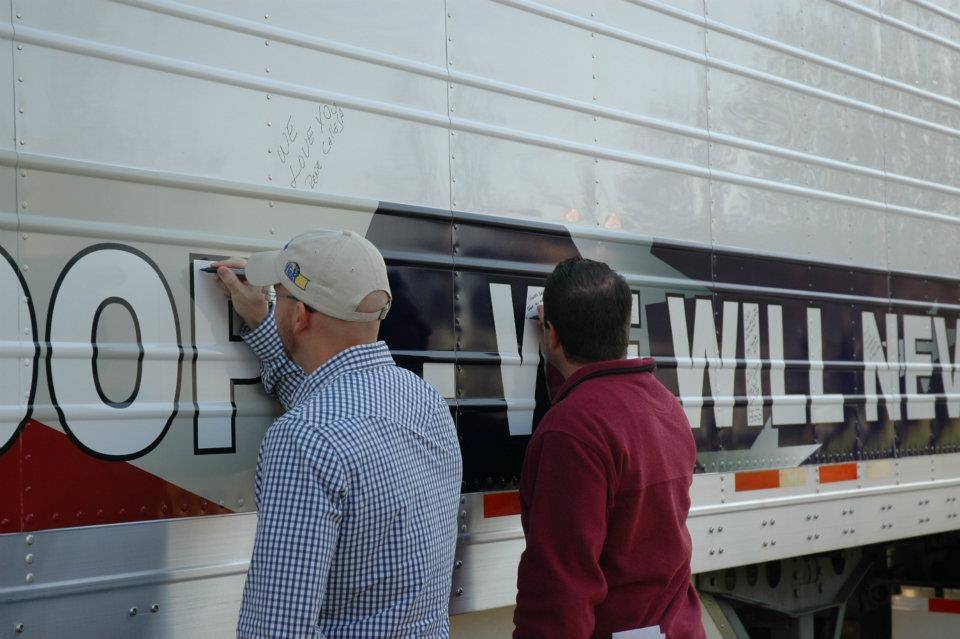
[543, 258, 632, 363]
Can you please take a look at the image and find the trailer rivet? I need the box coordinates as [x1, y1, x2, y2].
[456, 588, 464, 597]
[15, 12, 20, 18]
[264, 13, 269, 19]
[268, 201, 274, 207]
[460, 524, 467, 532]
[265, 67, 270, 73]
[25, 573, 33, 583]
[455, 560, 463, 569]
[129, 607, 138, 617]
[150, 604, 159, 613]
[17, 76, 22, 82]
[18, 107, 23, 114]
[718, 548, 724, 554]
[709, 549, 715, 555]
[16, 44, 22, 50]
[19, 139, 24, 145]
[21, 201, 26, 208]
[25, 535, 33, 546]
[15, 623, 24, 634]
[717, 526, 723, 532]
[24, 554, 33, 564]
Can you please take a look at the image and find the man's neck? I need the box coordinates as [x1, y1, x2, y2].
[296, 338, 376, 375]
[555, 358, 584, 380]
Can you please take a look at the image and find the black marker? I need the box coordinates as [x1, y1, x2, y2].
[201, 265, 247, 281]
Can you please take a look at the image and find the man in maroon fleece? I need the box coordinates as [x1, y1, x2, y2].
[513, 258, 704, 639]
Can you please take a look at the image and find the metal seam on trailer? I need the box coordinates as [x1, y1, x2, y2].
[0, 560, 249, 603]
[5, 150, 378, 211]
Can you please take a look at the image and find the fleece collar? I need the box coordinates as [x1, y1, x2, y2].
[553, 357, 656, 404]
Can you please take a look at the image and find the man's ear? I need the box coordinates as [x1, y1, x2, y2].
[294, 303, 312, 334]
[546, 322, 561, 351]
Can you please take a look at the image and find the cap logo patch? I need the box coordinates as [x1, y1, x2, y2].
[284, 261, 310, 290]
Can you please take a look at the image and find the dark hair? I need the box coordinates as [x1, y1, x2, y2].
[543, 258, 631, 363]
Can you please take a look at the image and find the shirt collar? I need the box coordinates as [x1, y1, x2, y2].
[553, 357, 656, 404]
[290, 341, 395, 407]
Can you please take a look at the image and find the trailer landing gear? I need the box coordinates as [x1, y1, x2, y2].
[699, 549, 870, 639]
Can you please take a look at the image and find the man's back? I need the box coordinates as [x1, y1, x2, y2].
[515, 358, 703, 639]
[239, 340, 462, 638]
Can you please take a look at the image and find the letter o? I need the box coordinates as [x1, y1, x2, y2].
[47, 245, 181, 460]
[0, 245, 38, 454]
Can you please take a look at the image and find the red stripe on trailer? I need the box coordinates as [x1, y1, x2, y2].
[8, 420, 234, 532]
[819, 462, 858, 484]
[929, 598, 960, 614]
[483, 491, 521, 517]
[734, 470, 780, 492]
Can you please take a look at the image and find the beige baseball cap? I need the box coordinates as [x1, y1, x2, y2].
[245, 229, 392, 322]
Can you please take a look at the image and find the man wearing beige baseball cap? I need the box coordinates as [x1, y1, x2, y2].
[213, 229, 462, 639]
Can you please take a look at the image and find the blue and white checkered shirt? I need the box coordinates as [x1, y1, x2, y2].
[237, 309, 462, 638]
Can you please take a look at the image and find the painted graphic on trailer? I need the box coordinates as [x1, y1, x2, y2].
[1, 203, 959, 533]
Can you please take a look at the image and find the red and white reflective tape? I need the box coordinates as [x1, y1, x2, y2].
[893, 595, 960, 614]
[483, 461, 864, 516]
[733, 462, 859, 492]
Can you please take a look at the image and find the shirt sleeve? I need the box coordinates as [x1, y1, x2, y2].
[237, 419, 347, 639]
[513, 430, 610, 639]
[241, 306, 306, 410]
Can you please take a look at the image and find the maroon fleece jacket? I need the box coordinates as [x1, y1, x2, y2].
[514, 358, 704, 639]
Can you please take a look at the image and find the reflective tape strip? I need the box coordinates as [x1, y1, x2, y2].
[929, 598, 960, 614]
[819, 462, 858, 484]
[779, 468, 806, 487]
[734, 468, 810, 492]
[483, 491, 521, 518]
[865, 459, 895, 479]
[734, 469, 781, 492]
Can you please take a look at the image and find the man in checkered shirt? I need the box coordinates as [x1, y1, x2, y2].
[214, 229, 462, 638]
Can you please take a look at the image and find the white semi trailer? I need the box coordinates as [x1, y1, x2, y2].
[2, 1, 960, 637]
